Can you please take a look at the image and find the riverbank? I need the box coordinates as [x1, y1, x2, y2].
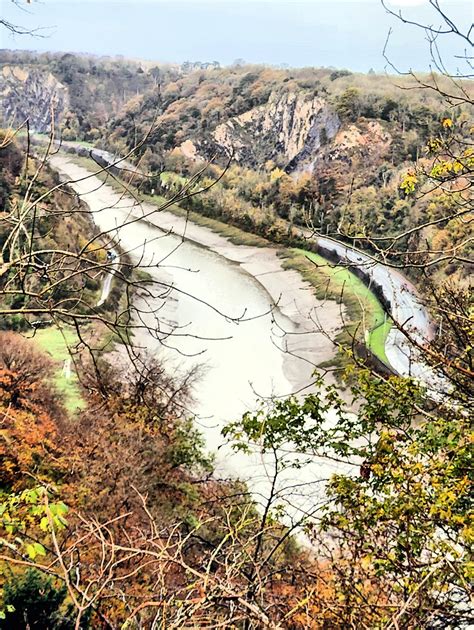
[51, 154, 345, 386]
[63, 152, 391, 368]
[52, 150, 443, 400]
[282, 249, 391, 365]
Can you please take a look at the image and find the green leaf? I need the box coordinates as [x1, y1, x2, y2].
[25, 543, 37, 559]
[56, 502, 68, 516]
[24, 489, 39, 504]
[34, 542, 46, 556]
[25, 542, 46, 560]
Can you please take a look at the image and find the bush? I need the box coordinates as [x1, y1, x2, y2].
[0, 569, 79, 629]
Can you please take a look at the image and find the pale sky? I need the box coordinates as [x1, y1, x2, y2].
[1, 1, 472, 72]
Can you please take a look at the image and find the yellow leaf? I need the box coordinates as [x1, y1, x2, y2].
[361, 555, 372, 569]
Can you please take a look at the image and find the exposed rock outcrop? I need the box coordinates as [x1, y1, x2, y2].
[209, 91, 340, 172]
[332, 120, 391, 155]
[320, 119, 393, 180]
[0, 65, 69, 132]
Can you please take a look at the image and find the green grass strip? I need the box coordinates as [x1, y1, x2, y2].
[32, 327, 85, 413]
[286, 249, 391, 365]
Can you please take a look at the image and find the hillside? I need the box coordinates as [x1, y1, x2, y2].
[108, 64, 443, 171]
[0, 131, 109, 331]
[104, 62, 471, 284]
[2, 51, 471, 284]
[0, 50, 161, 139]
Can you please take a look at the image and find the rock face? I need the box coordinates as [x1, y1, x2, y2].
[210, 92, 340, 172]
[333, 121, 391, 155]
[322, 119, 393, 177]
[0, 65, 69, 132]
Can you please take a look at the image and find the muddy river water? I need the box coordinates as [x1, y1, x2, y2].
[51, 155, 354, 525]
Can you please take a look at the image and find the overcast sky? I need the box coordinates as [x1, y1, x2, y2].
[1, 1, 472, 72]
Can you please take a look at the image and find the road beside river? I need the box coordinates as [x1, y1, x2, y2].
[313, 237, 445, 395]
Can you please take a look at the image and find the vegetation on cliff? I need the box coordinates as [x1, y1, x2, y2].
[2, 50, 471, 283]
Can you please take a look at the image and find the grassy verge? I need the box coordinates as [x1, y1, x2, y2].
[281, 249, 391, 365]
[368, 320, 392, 362]
[32, 327, 86, 413]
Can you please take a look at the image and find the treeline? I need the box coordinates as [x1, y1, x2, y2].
[140, 150, 420, 268]
[102, 61, 470, 285]
[0, 50, 173, 142]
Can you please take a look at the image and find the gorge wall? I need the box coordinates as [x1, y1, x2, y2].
[209, 91, 340, 172]
[0, 65, 69, 132]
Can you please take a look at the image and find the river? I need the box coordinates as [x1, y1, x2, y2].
[52, 143, 441, 392]
[50, 155, 353, 526]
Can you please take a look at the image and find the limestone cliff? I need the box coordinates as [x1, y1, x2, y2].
[0, 65, 69, 132]
[208, 91, 340, 172]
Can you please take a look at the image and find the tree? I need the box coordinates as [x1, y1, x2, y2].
[1, 569, 76, 629]
[1, 342, 321, 628]
[223, 367, 472, 628]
